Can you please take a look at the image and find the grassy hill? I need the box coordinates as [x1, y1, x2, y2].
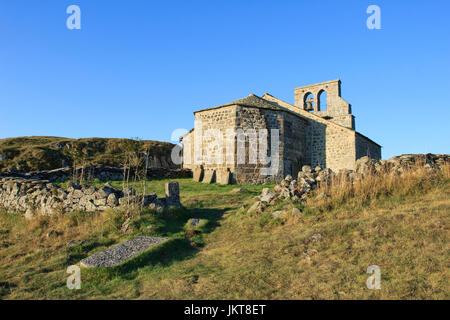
[0, 136, 175, 173]
[0, 165, 448, 299]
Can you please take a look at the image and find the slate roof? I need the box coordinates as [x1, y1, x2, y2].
[194, 94, 282, 113]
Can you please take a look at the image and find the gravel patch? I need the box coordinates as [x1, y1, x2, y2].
[80, 236, 167, 268]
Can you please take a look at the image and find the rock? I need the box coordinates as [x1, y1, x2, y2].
[260, 192, 276, 203]
[107, 193, 118, 207]
[247, 201, 264, 214]
[82, 186, 96, 195]
[121, 218, 131, 233]
[94, 198, 107, 206]
[311, 233, 323, 242]
[298, 179, 312, 193]
[290, 180, 298, 189]
[231, 188, 247, 193]
[273, 184, 282, 194]
[271, 211, 286, 219]
[261, 188, 271, 197]
[355, 156, 378, 176]
[291, 207, 302, 216]
[280, 180, 289, 188]
[302, 165, 312, 174]
[279, 187, 291, 199]
[85, 200, 97, 212]
[72, 189, 84, 199]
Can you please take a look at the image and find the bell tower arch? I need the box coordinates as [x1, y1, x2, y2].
[294, 79, 355, 129]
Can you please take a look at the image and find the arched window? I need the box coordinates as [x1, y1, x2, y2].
[303, 92, 314, 112]
[318, 90, 327, 111]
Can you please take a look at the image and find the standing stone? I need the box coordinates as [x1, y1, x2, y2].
[193, 166, 204, 182]
[165, 182, 180, 203]
[202, 170, 216, 184]
[216, 169, 231, 185]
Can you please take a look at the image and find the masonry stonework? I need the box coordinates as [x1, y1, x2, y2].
[182, 80, 381, 185]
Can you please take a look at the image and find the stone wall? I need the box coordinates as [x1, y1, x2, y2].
[323, 126, 357, 171]
[282, 112, 308, 178]
[233, 107, 284, 184]
[0, 178, 181, 218]
[0, 165, 192, 183]
[355, 133, 382, 161]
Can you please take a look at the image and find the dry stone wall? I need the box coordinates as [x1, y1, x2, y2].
[0, 178, 181, 218]
[1, 164, 192, 183]
[248, 153, 449, 216]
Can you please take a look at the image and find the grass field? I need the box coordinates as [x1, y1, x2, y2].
[0, 169, 449, 299]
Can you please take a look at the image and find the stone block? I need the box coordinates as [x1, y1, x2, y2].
[202, 170, 216, 184]
[193, 166, 204, 182]
[216, 169, 231, 185]
[165, 182, 180, 203]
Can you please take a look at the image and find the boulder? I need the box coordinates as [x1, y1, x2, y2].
[260, 192, 276, 203]
[107, 193, 119, 207]
[271, 211, 286, 219]
[355, 156, 378, 176]
[291, 207, 302, 216]
[247, 201, 265, 214]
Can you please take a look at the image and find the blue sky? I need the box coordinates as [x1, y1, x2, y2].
[0, 0, 449, 159]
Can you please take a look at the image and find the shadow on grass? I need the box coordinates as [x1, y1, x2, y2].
[66, 238, 116, 265]
[84, 207, 229, 280]
[148, 207, 229, 237]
